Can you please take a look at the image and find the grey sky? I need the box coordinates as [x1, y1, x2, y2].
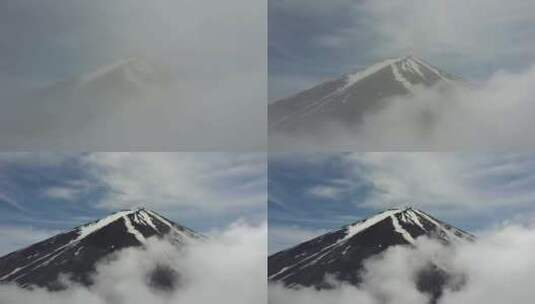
[0, 0, 266, 150]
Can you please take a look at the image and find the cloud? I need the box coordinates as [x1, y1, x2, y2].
[351, 153, 535, 214]
[0, 152, 266, 230]
[42, 180, 95, 202]
[271, 62, 535, 150]
[270, 152, 535, 224]
[269, 221, 535, 304]
[0, 193, 25, 212]
[0, 0, 266, 150]
[269, 0, 535, 100]
[42, 187, 81, 201]
[80, 153, 267, 214]
[360, 0, 535, 64]
[0, 221, 267, 304]
[307, 184, 346, 200]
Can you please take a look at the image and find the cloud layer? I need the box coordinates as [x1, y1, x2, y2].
[0, 221, 267, 304]
[269, 222, 535, 304]
[271, 62, 535, 150]
[0, 0, 266, 150]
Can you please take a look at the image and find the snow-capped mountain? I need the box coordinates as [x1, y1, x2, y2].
[269, 56, 458, 132]
[0, 208, 201, 290]
[268, 207, 473, 300]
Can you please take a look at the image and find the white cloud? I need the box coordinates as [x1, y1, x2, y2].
[271, 62, 535, 150]
[273, 153, 535, 217]
[81, 153, 267, 214]
[0, 0, 266, 150]
[360, 0, 535, 63]
[42, 187, 78, 200]
[307, 185, 345, 200]
[269, 222, 535, 304]
[351, 153, 535, 214]
[42, 180, 95, 202]
[0, 221, 267, 304]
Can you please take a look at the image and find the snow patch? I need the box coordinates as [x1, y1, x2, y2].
[342, 58, 401, 90]
[412, 209, 469, 242]
[404, 209, 426, 231]
[144, 209, 199, 241]
[269, 266, 291, 280]
[391, 63, 413, 91]
[0, 267, 23, 280]
[400, 58, 425, 78]
[411, 57, 451, 82]
[343, 209, 402, 241]
[390, 215, 416, 244]
[123, 215, 146, 243]
[135, 210, 160, 233]
[76, 210, 136, 241]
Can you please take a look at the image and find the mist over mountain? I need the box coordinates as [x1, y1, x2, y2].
[2, 58, 174, 138]
[0, 55, 266, 150]
[269, 56, 458, 133]
[269, 55, 535, 150]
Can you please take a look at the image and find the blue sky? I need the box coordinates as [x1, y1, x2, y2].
[0, 153, 266, 255]
[269, 153, 535, 253]
[269, 0, 535, 100]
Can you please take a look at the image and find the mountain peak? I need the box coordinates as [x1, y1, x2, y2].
[344, 207, 473, 245]
[268, 55, 458, 132]
[0, 209, 200, 290]
[268, 208, 473, 290]
[74, 57, 172, 89]
[75, 208, 200, 245]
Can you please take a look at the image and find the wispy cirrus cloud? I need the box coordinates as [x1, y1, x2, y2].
[0, 152, 266, 234]
[269, 152, 535, 251]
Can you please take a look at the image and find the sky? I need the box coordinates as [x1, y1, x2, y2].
[0, 152, 266, 256]
[0, 0, 266, 150]
[269, 153, 535, 253]
[269, 0, 535, 100]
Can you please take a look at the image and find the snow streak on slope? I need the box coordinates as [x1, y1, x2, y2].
[76, 210, 137, 240]
[268, 207, 473, 289]
[268, 56, 459, 133]
[342, 58, 400, 90]
[0, 208, 201, 290]
[0, 221, 267, 304]
[343, 209, 401, 241]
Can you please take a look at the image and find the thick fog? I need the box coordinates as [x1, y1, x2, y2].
[0, 0, 266, 150]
